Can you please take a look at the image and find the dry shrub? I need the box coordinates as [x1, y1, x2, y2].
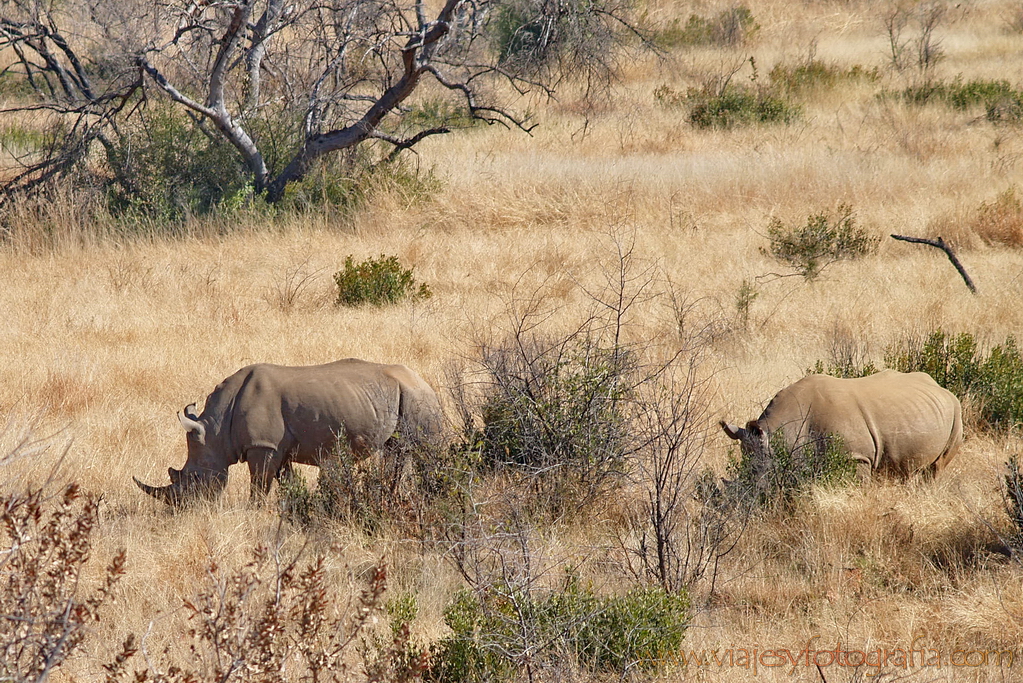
[123, 549, 427, 683]
[970, 187, 1023, 247]
[930, 187, 1023, 249]
[0, 420, 127, 683]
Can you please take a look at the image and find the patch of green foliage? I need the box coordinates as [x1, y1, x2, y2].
[889, 77, 1023, 123]
[657, 61, 800, 129]
[279, 153, 440, 216]
[769, 59, 880, 96]
[653, 5, 758, 48]
[403, 99, 478, 130]
[808, 358, 879, 379]
[724, 431, 856, 511]
[0, 124, 48, 152]
[683, 82, 799, 128]
[333, 254, 432, 307]
[104, 105, 250, 221]
[463, 336, 634, 516]
[427, 577, 690, 682]
[765, 204, 880, 280]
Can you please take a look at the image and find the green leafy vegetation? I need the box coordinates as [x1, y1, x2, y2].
[333, 254, 432, 307]
[768, 59, 880, 96]
[722, 432, 856, 511]
[428, 577, 690, 681]
[103, 106, 250, 221]
[460, 333, 634, 516]
[765, 204, 880, 280]
[889, 77, 1023, 122]
[683, 83, 799, 128]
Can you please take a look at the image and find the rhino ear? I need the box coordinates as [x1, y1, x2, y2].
[184, 403, 200, 420]
[178, 409, 206, 444]
[721, 421, 745, 440]
[168, 467, 181, 484]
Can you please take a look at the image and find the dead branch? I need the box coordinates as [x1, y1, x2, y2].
[890, 234, 977, 294]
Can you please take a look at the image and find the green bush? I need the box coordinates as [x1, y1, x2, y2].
[685, 83, 800, 128]
[279, 153, 440, 216]
[103, 105, 250, 221]
[765, 204, 879, 280]
[428, 577, 689, 682]
[769, 60, 879, 96]
[895, 77, 1019, 109]
[889, 77, 1023, 123]
[723, 431, 856, 511]
[333, 254, 432, 307]
[654, 5, 758, 48]
[463, 335, 634, 516]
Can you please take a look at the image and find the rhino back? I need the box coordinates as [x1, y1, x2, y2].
[759, 371, 960, 473]
[230, 360, 404, 460]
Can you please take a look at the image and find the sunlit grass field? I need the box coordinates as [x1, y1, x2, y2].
[3, 0, 1023, 679]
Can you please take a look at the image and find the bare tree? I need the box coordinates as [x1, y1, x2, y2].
[0, 0, 636, 205]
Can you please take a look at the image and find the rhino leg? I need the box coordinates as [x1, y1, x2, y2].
[245, 446, 287, 500]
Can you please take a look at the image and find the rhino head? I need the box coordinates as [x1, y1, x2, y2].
[134, 403, 230, 505]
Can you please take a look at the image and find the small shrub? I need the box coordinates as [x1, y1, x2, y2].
[333, 254, 432, 307]
[970, 187, 1023, 246]
[654, 5, 758, 48]
[724, 432, 856, 511]
[686, 82, 800, 128]
[765, 204, 880, 280]
[427, 577, 689, 682]
[890, 77, 1023, 122]
[769, 59, 879, 96]
[734, 278, 758, 329]
[280, 153, 440, 216]
[461, 333, 635, 516]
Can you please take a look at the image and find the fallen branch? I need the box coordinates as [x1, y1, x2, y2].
[890, 234, 977, 294]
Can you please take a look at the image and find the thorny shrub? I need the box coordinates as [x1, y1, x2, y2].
[765, 204, 880, 280]
[462, 332, 635, 517]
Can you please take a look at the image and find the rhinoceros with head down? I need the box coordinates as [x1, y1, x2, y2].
[134, 358, 443, 504]
[720, 370, 963, 481]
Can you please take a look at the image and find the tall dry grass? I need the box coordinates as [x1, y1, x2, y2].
[2, 0, 1023, 679]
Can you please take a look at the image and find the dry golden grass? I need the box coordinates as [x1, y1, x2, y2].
[3, 0, 1023, 680]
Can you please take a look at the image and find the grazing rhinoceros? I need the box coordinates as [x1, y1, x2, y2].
[720, 370, 963, 480]
[134, 359, 443, 504]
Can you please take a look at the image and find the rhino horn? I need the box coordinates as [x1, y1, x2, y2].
[133, 476, 180, 505]
[178, 409, 206, 443]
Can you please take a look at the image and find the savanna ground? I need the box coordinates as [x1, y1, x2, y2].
[2, 0, 1023, 680]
